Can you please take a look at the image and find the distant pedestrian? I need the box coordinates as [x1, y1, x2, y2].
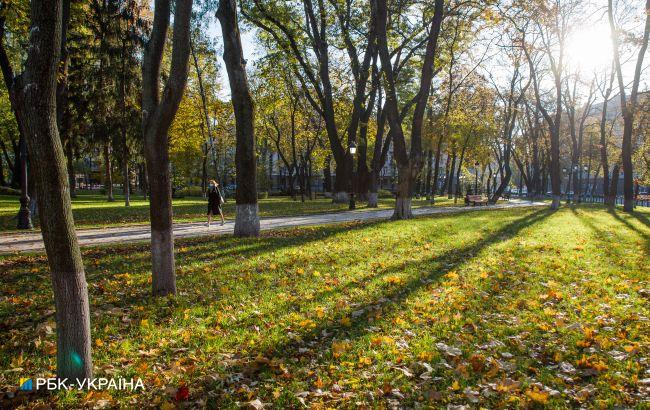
[206, 180, 225, 227]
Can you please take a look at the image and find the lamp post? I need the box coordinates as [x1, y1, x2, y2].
[474, 161, 479, 194]
[349, 141, 357, 210]
[17, 136, 32, 229]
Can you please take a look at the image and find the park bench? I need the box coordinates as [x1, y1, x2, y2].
[466, 194, 489, 206]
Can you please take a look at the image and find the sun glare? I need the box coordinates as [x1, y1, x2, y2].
[565, 24, 614, 74]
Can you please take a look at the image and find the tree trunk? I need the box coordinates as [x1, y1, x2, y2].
[357, 123, 370, 202]
[425, 149, 433, 200]
[323, 155, 332, 194]
[103, 142, 114, 201]
[447, 150, 456, 199]
[144, 149, 175, 294]
[119, 38, 130, 207]
[392, 165, 413, 219]
[140, 162, 148, 200]
[368, 95, 389, 208]
[141, 0, 193, 296]
[66, 135, 76, 198]
[374, 0, 443, 219]
[218, 0, 260, 237]
[439, 154, 450, 196]
[0, 149, 4, 186]
[608, 0, 649, 212]
[486, 164, 493, 197]
[491, 154, 512, 204]
[332, 160, 350, 203]
[307, 160, 313, 199]
[606, 164, 620, 207]
[122, 152, 129, 207]
[591, 165, 600, 196]
[201, 153, 208, 196]
[18, 0, 92, 380]
[455, 136, 469, 201]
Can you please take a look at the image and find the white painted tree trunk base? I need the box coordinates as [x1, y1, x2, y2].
[332, 191, 349, 204]
[234, 204, 260, 237]
[550, 195, 561, 210]
[392, 197, 413, 220]
[367, 192, 378, 208]
[151, 228, 176, 296]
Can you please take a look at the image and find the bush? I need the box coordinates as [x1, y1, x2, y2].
[377, 189, 394, 198]
[0, 185, 20, 195]
[258, 191, 269, 200]
[177, 186, 204, 198]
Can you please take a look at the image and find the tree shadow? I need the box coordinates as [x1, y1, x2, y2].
[217, 208, 553, 384]
[570, 208, 649, 263]
[0, 220, 390, 329]
[628, 210, 650, 229]
[604, 209, 650, 239]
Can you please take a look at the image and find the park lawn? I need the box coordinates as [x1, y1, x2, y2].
[1, 205, 648, 408]
[0, 193, 458, 232]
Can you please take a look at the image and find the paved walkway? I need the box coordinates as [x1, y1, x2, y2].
[0, 200, 545, 253]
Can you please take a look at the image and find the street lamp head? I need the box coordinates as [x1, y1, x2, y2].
[349, 141, 357, 155]
[562, 167, 567, 173]
[573, 165, 578, 171]
[583, 165, 588, 171]
[474, 161, 479, 167]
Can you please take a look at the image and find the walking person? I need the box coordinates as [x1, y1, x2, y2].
[206, 180, 225, 226]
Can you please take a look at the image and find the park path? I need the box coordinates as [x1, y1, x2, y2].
[0, 200, 545, 254]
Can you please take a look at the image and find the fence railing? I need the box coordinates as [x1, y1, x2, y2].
[563, 194, 649, 207]
[509, 193, 649, 207]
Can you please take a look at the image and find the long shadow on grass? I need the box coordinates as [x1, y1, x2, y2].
[571, 208, 649, 263]
[217, 208, 553, 387]
[605, 209, 650, 239]
[225, 209, 519, 330]
[0, 220, 388, 328]
[629, 209, 650, 229]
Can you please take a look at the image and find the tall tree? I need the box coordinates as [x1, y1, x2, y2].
[218, 0, 260, 236]
[243, 0, 375, 203]
[596, 65, 616, 205]
[523, 1, 574, 210]
[141, 0, 193, 296]
[0, 0, 93, 379]
[374, 0, 444, 219]
[563, 75, 596, 203]
[608, 0, 649, 212]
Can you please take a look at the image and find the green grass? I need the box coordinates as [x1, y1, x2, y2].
[0, 193, 459, 232]
[1, 205, 648, 408]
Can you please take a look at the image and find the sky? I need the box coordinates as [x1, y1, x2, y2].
[205, 1, 648, 103]
[206, 18, 259, 99]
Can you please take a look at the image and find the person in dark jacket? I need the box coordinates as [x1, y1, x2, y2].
[206, 180, 225, 226]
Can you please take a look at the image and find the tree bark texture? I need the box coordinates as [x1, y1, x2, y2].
[141, 0, 193, 296]
[18, 0, 92, 380]
[218, 0, 260, 237]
